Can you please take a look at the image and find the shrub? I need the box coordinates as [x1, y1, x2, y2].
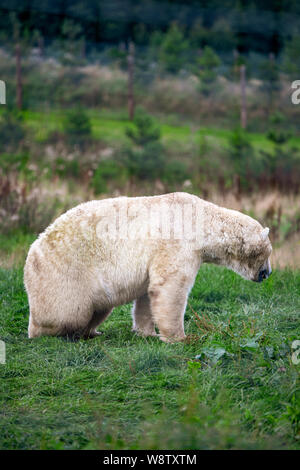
[92, 159, 126, 194]
[227, 127, 257, 192]
[163, 160, 189, 185]
[124, 141, 165, 180]
[260, 143, 300, 192]
[0, 175, 62, 234]
[0, 152, 29, 173]
[0, 111, 26, 150]
[158, 23, 189, 74]
[54, 157, 80, 179]
[282, 35, 300, 80]
[120, 108, 167, 181]
[258, 56, 280, 111]
[196, 46, 221, 96]
[63, 107, 92, 145]
[125, 108, 161, 146]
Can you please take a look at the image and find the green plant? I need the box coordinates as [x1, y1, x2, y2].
[63, 107, 92, 144]
[125, 108, 161, 146]
[92, 159, 126, 194]
[260, 119, 300, 191]
[259, 55, 280, 113]
[282, 35, 300, 80]
[227, 128, 256, 192]
[158, 23, 189, 74]
[122, 108, 166, 180]
[196, 46, 221, 96]
[163, 160, 189, 185]
[54, 157, 80, 179]
[0, 111, 25, 150]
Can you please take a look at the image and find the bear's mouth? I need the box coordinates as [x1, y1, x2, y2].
[253, 267, 272, 282]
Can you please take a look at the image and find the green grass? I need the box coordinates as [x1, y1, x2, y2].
[20, 109, 300, 150]
[0, 231, 36, 263]
[0, 264, 299, 450]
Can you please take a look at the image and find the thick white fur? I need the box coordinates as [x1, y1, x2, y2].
[24, 193, 272, 342]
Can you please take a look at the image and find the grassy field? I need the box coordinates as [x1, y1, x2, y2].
[0, 263, 299, 450]
[21, 109, 300, 150]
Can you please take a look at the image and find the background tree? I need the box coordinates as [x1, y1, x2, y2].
[196, 46, 221, 96]
[259, 53, 281, 116]
[128, 42, 135, 120]
[158, 23, 189, 74]
[59, 19, 85, 65]
[11, 13, 23, 110]
[63, 107, 92, 148]
[282, 36, 300, 80]
[227, 128, 255, 194]
[122, 108, 165, 180]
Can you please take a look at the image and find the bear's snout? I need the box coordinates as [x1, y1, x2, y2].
[255, 267, 272, 283]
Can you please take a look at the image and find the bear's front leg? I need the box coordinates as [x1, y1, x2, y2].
[148, 273, 193, 343]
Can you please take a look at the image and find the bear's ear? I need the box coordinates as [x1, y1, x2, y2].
[261, 227, 269, 240]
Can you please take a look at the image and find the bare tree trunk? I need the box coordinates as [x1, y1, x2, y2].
[233, 49, 239, 80]
[268, 52, 275, 115]
[16, 42, 22, 110]
[38, 35, 44, 58]
[128, 41, 135, 121]
[240, 64, 247, 129]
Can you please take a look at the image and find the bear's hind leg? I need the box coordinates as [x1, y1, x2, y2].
[132, 294, 157, 337]
[82, 309, 113, 339]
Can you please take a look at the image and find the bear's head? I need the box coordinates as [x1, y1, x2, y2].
[228, 226, 272, 282]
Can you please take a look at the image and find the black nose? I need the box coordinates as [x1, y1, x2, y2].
[258, 269, 268, 282]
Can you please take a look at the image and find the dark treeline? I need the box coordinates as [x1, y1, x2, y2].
[0, 0, 300, 55]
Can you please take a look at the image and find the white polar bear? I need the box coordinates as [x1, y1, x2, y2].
[24, 192, 272, 342]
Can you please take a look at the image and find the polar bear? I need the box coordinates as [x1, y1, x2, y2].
[24, 192, 272, 342]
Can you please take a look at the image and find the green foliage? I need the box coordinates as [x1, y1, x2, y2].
[57, 19, 85, 65]
[266, 129, 291, 145]
[259, 56, 281, 110]
[0, 264, 299, 449]
[227, 127, 257, 190]
[63, 108, 92, 143]
[0, 153, 29, 173]
[267, 113, 291, 145]
[282, 36, 300, 80]
[260, 126, 300, 191]
[108, 46, 127, 70]
[158, 23, 189, 74]
[54, 157, 80, 179]
[2, 1, 300, 60]
[196, 46, 221, 95]
[148, 30, 164, 63]
[123, 108, 166, 180]
[125, 109, 161, 146]
[124, 141, 166, 180]
[92, 160, 126, 194]
[163, 160, 189, 185]
[0, 178, 62, 235]
[189, 18, 236, 53]
[0, 111, 26, 150]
